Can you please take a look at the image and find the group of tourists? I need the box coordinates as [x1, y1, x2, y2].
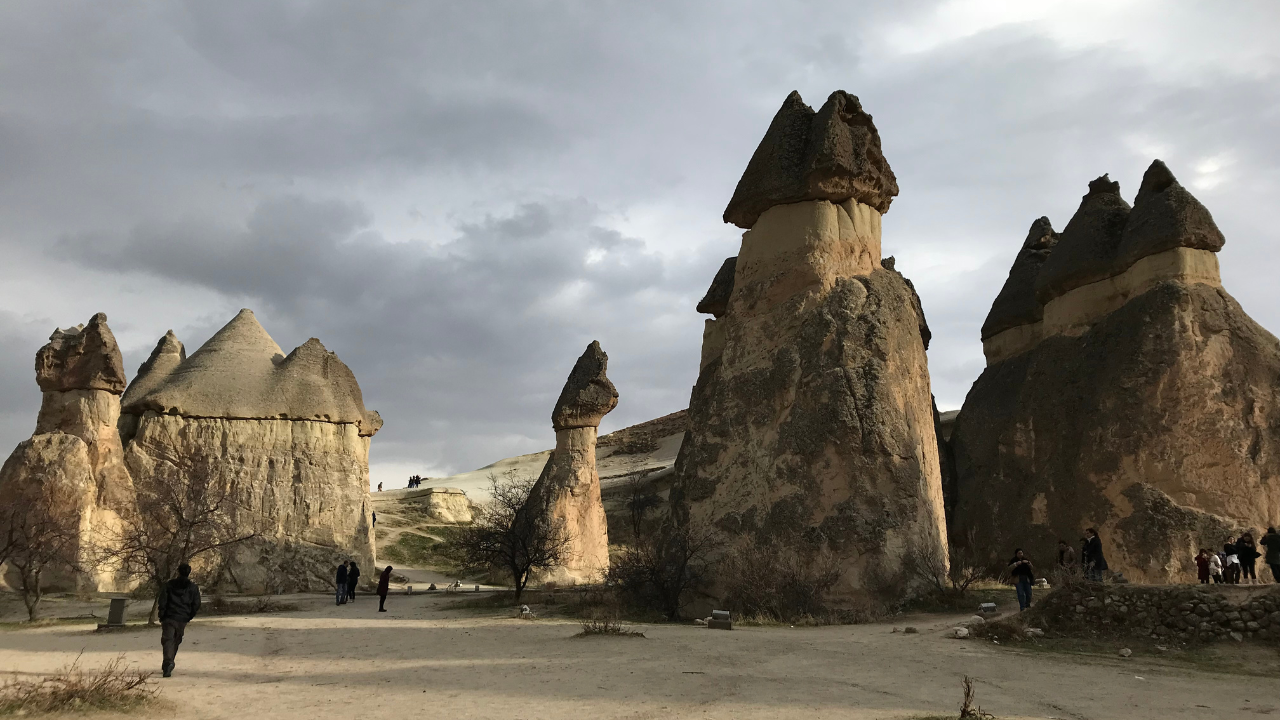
[336, 560, 395, 612]
[407, 474, 426, 488]
[1010, 528, 1109, 612]
[1196, 527, 1280, 584]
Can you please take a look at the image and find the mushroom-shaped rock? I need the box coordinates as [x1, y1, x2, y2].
[696, 257, 738, 318]
[35, 312, 127, 394]
[723, 90, 899, 229]
[981, 217, 1059, 340]
[1115, 159, 1225, 270]
[1036, 175, 1131, 303]
[551, 341, 619, 431]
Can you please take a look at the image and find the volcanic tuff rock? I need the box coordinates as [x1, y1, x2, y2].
[723, 90, 899, 229]
[120, 309, 380, 592]
[0, 314, 135, 591]
[526, 341, 618, 584]
[951, 160, 1280, 583]
[696, 257, 738, 319]
[672, 90, 947, 601]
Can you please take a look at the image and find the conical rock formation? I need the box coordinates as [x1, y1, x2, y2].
[525, 341, 618, 585]
[670, 90, 947, 603]
[951, 160, 1280, 582]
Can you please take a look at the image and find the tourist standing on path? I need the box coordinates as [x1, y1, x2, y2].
[1236, 533, 1260, 584]
[1083, 528, 1107, 582]
[1195, 549, 1211, 584]
[335, 561, 349, 605]
[377, 565, 393, 612]
[1056, 540, 1076, 573]
[1223, 538, 1241, 584]
[347, 561, 361, 601]
[1009, 549, 1035, 611]
[1209, 550, 1224, 583]
[158, 563, 201, 678]
[1261, 527, 1280, 583]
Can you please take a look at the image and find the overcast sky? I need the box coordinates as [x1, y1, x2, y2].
[2, 1, 1278, 488]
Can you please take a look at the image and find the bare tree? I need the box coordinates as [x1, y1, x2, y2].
[907, 528, 988, 598]
[448, 471, 571, 603]
[623, 472, 662, 539]
[607, 521, 722, 620]
[95, 452, 258, 624]
[0, 478, 81, 621]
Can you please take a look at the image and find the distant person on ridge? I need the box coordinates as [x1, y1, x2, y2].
[377, 565, 393, 612]
[335, 561, 349, 605]
[347, 561, 361, 601]
[1008, 549, 1035, 611]
[1083, 528, 1107, 582]
[1261, 527, 1280, 583]
[158, 562, 201, 678]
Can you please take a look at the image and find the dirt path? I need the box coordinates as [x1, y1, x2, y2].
[1, 594, 1275, 719]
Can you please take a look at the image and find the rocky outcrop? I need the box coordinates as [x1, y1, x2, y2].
[402, 487, 473, 524]
[525, 341, 618, 585]
[120, 309, 380, 591]
[0, 313, 135, 591]
[951, 161, 1280, 583]
[670, 90, 948, 601]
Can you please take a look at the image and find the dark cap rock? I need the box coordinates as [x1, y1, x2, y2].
[981, 217, 1059, 340]
[696, 257, 738, 318]
[723, 90, 898, 229]
[1115, 159, 1225, 270]
[34, 312, 127, 394]
[552, 341, 619, 431]
[1035, 175, 1131, 304]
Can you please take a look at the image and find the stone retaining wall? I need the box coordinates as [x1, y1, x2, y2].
[1030, 582, 1280, 643]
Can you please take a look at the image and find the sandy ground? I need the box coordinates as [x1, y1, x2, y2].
[2, 592, 1277, 720]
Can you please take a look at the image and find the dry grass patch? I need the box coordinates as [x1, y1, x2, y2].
[0, 654, 157, 715]
[576, 616, 645, 638]
[203, 596, 299, 616]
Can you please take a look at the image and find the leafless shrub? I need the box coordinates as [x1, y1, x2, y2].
[719, 538, 843, 622]
[202, 595, 299, 616]
[958, 675, 995, 719]
[607, 521, 722, 621]
[906, 528, 989, 599]
[447, 471, 572, 603]
[576, 615, 645, 638]
[0, 653, 157, 714]
[623, 472, 662, 539]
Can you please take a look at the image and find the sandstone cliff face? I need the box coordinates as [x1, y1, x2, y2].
[525, 341, 618, 585]
[670, 90, 948, 600]
[120, 309, 380, 592]
[0, 313, 135, 591]
[952, 161, 1280, 583]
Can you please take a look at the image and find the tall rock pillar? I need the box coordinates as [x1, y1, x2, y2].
[669, 91, 948, 601]
[526, 341, 619, 585]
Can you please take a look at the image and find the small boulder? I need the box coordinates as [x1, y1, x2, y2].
[1118, 648, 1132, 658]
[1026, 628, 1045, 637]
[952, 627, 970, 639]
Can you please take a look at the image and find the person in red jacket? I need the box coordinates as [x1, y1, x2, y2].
[1195, 549, 1211, 584]
[377, 565, 393, 612]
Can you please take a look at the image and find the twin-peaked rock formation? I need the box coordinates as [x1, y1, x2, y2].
[952, 161, 1280, 582]
[524, 341, 618, 584]
[1, 309, 381, 592]
[670, 90, 948, 598]
[0, 314, 135, 590]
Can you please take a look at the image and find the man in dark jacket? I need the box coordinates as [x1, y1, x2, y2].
[1260, 527, 1280, 583]
[346, 561, 361, 601]
[158, 563, 201, 678]
[1084, 528, 1107, 582]
[336, 562, 349, 605]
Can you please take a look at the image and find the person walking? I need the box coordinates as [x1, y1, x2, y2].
[1083, 528, 1108, 582]
[1056, 540, 1077, 573]
[335, 561, 349, 605]
[377, 565, 393, 612]
[1195, 549, 1211, 584]
[1262, 527, 1280, 583]
[1209, 550, 1224, 583]
[1236, 533, 1260, 584]
[158, 563, 202, 678]
[1008, 549, 1035, 611]
[346, 561, 361, 601]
